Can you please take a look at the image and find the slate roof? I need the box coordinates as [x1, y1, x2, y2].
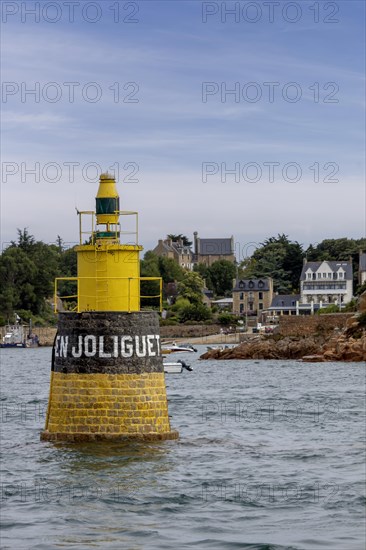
[203, 289, 214, 298]
[270, 294, 300, 308]
[300, 261, 353, 281]
[198, 238, 233, 256]
[233, 278, 271, 292]
[160, 241, 192, 256]
[359, 253, 366, 271]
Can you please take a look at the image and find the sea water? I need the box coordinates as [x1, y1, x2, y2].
[1, 346, 365, 549]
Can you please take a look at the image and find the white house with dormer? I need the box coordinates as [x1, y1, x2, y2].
[300, 260, 353, 305]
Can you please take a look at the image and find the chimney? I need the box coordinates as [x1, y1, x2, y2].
[194, 231, 198, 255]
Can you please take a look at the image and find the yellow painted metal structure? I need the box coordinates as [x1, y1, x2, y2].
[54, 276, 162, 313]
[56, 173, 162, 312]
[42, 173, 177, 443]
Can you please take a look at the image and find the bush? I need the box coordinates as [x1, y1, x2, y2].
[317, 305, 340, 314]
[178, 303, 212, 323]
[171, 298, 190, 312]
[355, 281, 366, 296]
[344, 299, 357, 312]
[218, 312, 235, 325]
[9, 308, 56, 327]
[160, 319, 179, 326]
[357, 311, 366, 327]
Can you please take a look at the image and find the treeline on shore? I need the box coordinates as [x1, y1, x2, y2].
[0, 230, 365, 326]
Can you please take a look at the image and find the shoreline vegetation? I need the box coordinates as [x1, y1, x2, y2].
[1, 231, 365, 360]
[1, 232, 366, 329]
[1, 295, 365, 362]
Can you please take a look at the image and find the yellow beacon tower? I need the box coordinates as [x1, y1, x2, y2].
[41, 173, 178, 442]
[77, 173, 141, 312]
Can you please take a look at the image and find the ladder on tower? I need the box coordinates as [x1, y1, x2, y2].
[95, 248, 109, 310]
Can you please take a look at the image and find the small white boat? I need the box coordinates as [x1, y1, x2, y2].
[163, 359, 193, 374]
[162, 341, 197, 354]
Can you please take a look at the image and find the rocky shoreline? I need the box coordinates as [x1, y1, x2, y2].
[200, 296, 366, 363]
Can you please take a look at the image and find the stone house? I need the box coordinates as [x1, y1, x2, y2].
[193, 232, 235, 266]
[232, 278, 273, 317]
[152, 237, 193, 270]
[300, 259, 353, 305]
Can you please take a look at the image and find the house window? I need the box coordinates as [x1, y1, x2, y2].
[317, 273, 321, 279]
[240, 303, 244, 313]
[328, 273, 332, 278]
[249, 303, 253, 311]
[338, 272, 343, 279]
[240, 292, 244, 300]
[307, 273, 312, 279]
[259, 292, 263, 299]
[323, 273, 327, 278]
[259, 303, 263, 310]
[239, 281, 244, 288]
[249, 281, 254, 289]
[258, 280, 264, 288]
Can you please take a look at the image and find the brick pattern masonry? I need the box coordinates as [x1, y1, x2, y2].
[41, 311, 178, 442]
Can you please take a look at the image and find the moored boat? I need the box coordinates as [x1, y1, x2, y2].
[1, 322, 26, 348]
[163, 359, 193, 374]
[161, 341, 197, 354]
[0, 316, 40, 349]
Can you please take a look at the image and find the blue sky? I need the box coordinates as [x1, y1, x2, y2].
[1, 0, 365, 260]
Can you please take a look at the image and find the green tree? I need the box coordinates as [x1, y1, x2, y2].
[207, 259, 237, 296]
[0, 229, 61, 318]
[193, 263, 212, 288]
[239, 234, 304, 292]
[29, 242, 59, 312]
[0, 247, 38, 313]
[177, 272, 204, 305]
[12, 227, 35, 252]
[59, 246, 77, 277]
[178, 303, 212, 323]
[56, 245, 78, 308]
[141, 251, 159, 276]
[140, 252, 161, 309]
[140, 252, 185, 307]
[166, 234, 192, 247]
[158, 256, 184, 283]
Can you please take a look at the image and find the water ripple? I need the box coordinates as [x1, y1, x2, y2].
[0, 347, 365, 549]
